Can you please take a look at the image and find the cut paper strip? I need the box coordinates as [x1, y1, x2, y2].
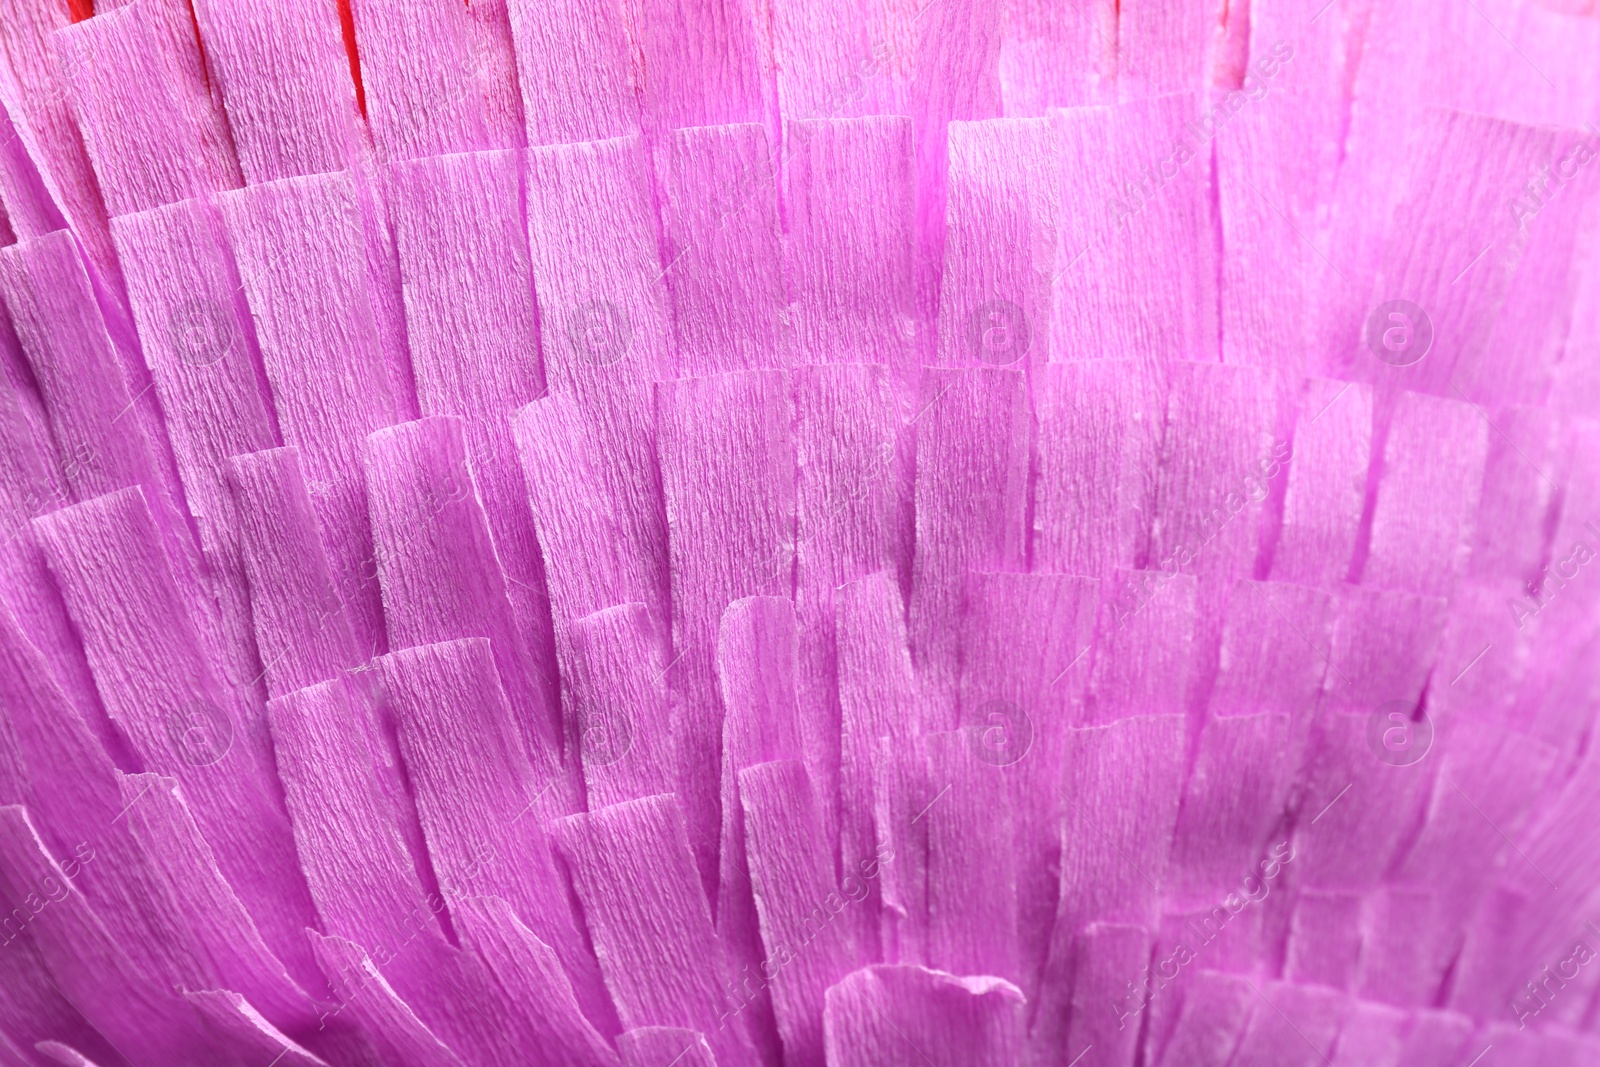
[1083, 570, 1197, 724]
[1469, 141, 1600, 408]
[551, 795, 760, 1067]
[182, 989, 331, 1067]
[740, 759, 864, 1067]
[1033, 359, 1165, 581]
[1166, 712, 1293, 910]
[312, 914, 579, 1067]
[118, 773, 320, 1030]
[937, 117, 1060, 371]
[33, 1041, 105, 1067]
[1284, 889, 1362, 988]
[346, 0, 522, 160]
[622, 0, 765, 136]
[902, 0, 1004, 304]
[1228, 982, 1346, 1067]
[0, 805, 223, 1066]
[451, 896, 620, 1067]
[387, 150, 553, 683]
[1359, 391, 1488, 597]
[1287, 591, 1449, 902]
[907, 367, 1028, 703]
[1466, 404, 1562, 585]
[1216, 104, 1311, 375]
[507, 0, 637, 146]
[0, 865, 136, 1067]
[1115, 0, 1211, 98]
[1555, 209, 1600, 417]
[1149, 969, 1252, 1067]
[0, 600, 130, 876]
[111, 195, 281, 696]
[109, 195, 280, 529]
[716, 596, 804, 1061]
[1314, 586, 1449, 717]
[365, 416, 562, 766]
[1389, 723, 1554, 926]
[267, 675, 451, 995]
[0, 230, 199, 588]
[1034, 714, 1183, 1055]
[0, 525, 107, 768]
[657, 369, 796, 888]
[1396, 1010, 1475, 1066]
[0, 0, 119, 280]
[220, 170, 407, 655]
[616, 1028, 716, 1067]
[661, 124, 787, 377]
[0, 608, 227, 1004]
[1206, 579, 1333, 720]
[53, 0, 240, 217]
[783, 119, 917, 367]
[1061, 922, 1148, 1067]
[791, 363, 902, 849]
[1356, 111, 1560, 397]
[1290, 708, 1435, 895]
[821, 965, 1026, 1067]
[380, 638, 608, 1031]
[1147, 361, 1279, 583]
[1329, 999, 1404, 1067]
[390, 156, 553, 627]
[1050, 94, 1218, 366]
[835, 571, 924, 954]
[514, 385, 668, 628]
[309, 934, 468, 1067]
[957, 571, 1098, 1001]
[566, 604, 675, 808]
[33, 487, 320, 985]
[524, 136, 673, 386]
[767, 0, 888, 123]
[1270, 378, 1372, 588]
[190, 0, 358, 185]
[923, 731, 1019, 985]
[1353, 886, 1450, 1009]
[225, 447, 369, 697]
[870, 732, 931, 967]
[997, 0, 1115, 114]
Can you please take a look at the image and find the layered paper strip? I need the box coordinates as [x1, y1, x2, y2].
[0, 0, 1597, 1065]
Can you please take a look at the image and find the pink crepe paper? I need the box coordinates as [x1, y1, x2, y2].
[0, 1, 1596, 1065]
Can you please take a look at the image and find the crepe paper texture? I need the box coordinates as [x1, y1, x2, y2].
[0, 0, 1597, 1065]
